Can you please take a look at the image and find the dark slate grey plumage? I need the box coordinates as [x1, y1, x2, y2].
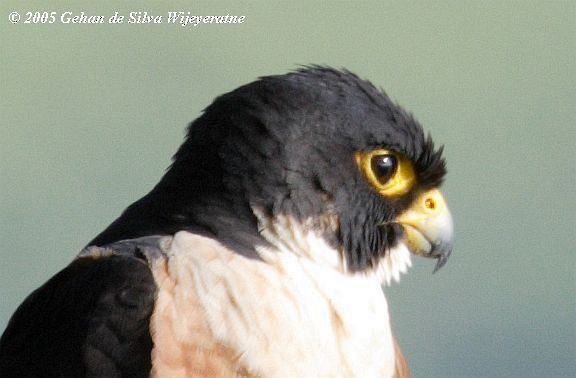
[0, 252, 155, 377]
[92, 67, 445, 269]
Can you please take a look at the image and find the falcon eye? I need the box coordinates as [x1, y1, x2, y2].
[355, 149, 416, 197]
[371, 155, 397, 185]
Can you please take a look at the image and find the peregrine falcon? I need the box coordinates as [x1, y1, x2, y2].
[0, 67, 453, 377]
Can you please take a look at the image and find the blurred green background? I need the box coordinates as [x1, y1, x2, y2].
[1, 1, 574, 377]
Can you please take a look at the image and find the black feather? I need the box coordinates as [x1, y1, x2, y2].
[0, 255, 155, 377]
[91, 66, 446, 270]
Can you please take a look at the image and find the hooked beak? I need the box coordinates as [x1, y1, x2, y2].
[395, 188, 454, 272]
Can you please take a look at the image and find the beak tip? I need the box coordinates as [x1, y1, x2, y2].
[432, 259, 444, 274]
[431, 246, 452, 274]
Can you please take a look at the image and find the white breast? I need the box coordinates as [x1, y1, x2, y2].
[154, 231, 397, 378]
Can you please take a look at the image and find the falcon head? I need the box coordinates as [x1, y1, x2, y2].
[101, 67, 453, 284]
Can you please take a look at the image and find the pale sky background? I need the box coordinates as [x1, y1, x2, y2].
[1, 1, 575, 377]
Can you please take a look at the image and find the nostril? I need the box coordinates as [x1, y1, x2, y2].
[425, 197, 436, 210]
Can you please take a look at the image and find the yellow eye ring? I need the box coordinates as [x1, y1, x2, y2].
[355, 149, 416, 197]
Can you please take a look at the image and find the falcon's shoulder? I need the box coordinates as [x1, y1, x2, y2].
[0, 238, 163, 377]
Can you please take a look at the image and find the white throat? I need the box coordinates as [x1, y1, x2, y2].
[253, 209, 412, 286]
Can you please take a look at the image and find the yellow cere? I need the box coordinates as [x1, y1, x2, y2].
[355, 149, 417, 197]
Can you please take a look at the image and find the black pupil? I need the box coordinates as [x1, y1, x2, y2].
[371, 155, 397, 183]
